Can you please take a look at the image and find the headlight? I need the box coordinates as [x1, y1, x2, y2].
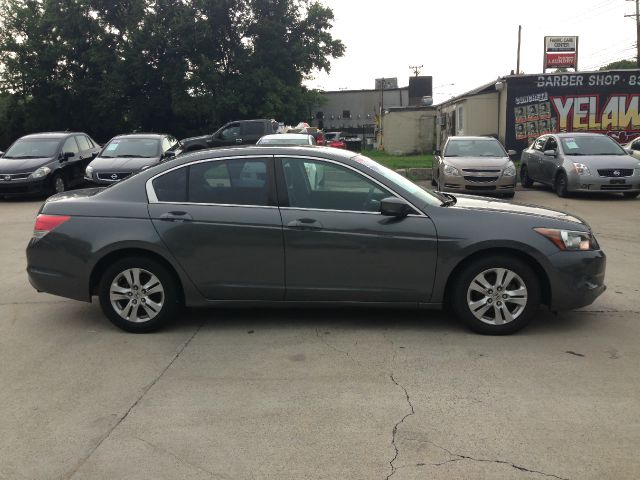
[502, 162, 516, 177]
[534, 228, 598, 251]
[85, 165, 94, 179]
[572, 162, 591, 175]
[443, 163, 461, 176]
[28, 167, 51, 180]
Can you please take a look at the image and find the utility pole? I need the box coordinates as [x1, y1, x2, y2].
[516, 25, 522, 74]
[409, 65, 423, 76]
[625, 0, 640, 67]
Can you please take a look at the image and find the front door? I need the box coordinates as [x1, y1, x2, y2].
[148, 156, 284, 300]
[526, 136, 547, 181]
[276, 156, 438, 303]
[540, 136, 560, 183]
[60, 136, 82, 185]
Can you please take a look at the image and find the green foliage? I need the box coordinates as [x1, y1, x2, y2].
[599, 59, 638, 71]
[0, 0, 344, 146]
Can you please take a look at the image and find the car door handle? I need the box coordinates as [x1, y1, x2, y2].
[159, 211, 193, 222]
[287, 218, 323, 230]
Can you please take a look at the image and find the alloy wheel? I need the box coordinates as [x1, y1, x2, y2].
[54, 176, 65, 193]
[466, 268, 528, 325]
[109, 268, 165, 323]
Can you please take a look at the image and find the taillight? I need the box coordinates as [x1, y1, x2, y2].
[33, 214, 70, 239]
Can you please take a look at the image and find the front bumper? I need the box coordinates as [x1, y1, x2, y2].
[567, 174, 640, 193]
[86, 171, 134, 185]
[546, 248, 606, 310]
[440, 173, 516, 195]
[0, 178, 49, 197]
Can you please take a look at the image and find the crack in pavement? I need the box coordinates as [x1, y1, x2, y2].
[135, 436, 229, 479]
[63, 323, 203, 479]
[314, 328, 364, 367]
[411, 439, 570, 480]
[385, 374, 415, 480]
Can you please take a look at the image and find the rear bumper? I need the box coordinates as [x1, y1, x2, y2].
[546, 249, 606, 310]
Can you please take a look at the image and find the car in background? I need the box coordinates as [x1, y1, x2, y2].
[286, 125, 325, 146]
[27, 146, 606, 336]
[85, 134, 182, 185]
[520, 132, 640, 199]
[181, 119, 279, 151]
[432, 136, 518, 198]
[325, 132, 347, 149]
[0, 132, 100, 197]
[622, 137, 640, 160]
[256, 133, 316, 146]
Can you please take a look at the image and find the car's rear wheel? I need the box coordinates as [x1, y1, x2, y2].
[451, 255, 540, 335]
[98, 257, 180, 333]
[520, 165, 534, 188]
[623, 192, 639, 199]
[554, 171, 569, 197]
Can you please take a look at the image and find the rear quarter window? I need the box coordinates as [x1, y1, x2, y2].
[152, 167, 187, 202]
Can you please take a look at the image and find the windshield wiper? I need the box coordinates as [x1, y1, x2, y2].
[117, 154, 150, 158]
[9, 155, 43, 159]
[565, 152, 585, 155]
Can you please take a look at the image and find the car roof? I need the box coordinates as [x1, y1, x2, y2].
[448, 136, 499, 141]
[21, 132, 82, 140]
[110, 133, 167, 140]
[260, 133, 313, 139]
[553, 132, 608, 138]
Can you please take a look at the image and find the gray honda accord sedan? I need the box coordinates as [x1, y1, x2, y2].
[26, 146, 606, 335]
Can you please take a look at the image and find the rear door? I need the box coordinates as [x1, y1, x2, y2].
[148, 156, 284, 300]
[276, 155, 438, 303]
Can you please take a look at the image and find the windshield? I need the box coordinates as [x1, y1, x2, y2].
[3, 138, 61, 158]
[444, 139, 506, 157]
[354, 155, 442, 207]
[259, 138, 311, 145]
[561, 136, 626, 156]
[100, 138, 160, 158]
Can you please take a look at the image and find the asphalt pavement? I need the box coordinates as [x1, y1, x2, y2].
[0, 185, 638, 480]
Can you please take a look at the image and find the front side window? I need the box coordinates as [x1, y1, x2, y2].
[220, 124, 241, 140]
[188, 159, 269, 205]
[62, 137, 80, 155]
[545, 137, 558, 151]
[281, 158, 391, 212]
[533, 136, 547, 151]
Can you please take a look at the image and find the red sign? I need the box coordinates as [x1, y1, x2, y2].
[545, 52, 577, 68]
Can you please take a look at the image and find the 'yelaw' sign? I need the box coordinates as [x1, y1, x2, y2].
[552, 95, 640, 131]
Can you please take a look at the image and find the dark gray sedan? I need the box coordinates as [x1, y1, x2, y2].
[26, 146, 606, 335]
[520, 132, 640, 198]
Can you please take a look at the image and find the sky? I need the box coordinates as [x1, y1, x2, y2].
[304, 0, 637, 103]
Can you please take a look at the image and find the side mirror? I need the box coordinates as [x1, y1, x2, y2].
[62, 151, 75, 161]
[162, 150, 176, 160]
[543, 149, 557, 157]
[507, 149, 517, 156]
[433, 149, 441, 156]
[380, 197, 412, 217]
[624, 147, 633, 155]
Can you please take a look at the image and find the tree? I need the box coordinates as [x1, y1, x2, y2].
[0, 0, 344, 143]
[599, 59, 638, 71]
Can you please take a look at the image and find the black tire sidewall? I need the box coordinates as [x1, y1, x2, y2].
[555, 172, 568, 197]
[98, 257, 179, 333]
[520, 165, 533, 187]
[451, 255, 541, 335]
[51, 173, 66, 195]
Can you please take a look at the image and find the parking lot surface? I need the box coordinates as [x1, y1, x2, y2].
[1, 186, 639, 480]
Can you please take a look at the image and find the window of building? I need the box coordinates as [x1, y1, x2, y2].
[456, 106, 464, 134]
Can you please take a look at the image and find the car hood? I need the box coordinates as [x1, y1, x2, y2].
[565, 154, 640, 170]
[442, 156, 510, 169]
[0, 157, 54, 174]
[89, 156, 160, 171]
[450, 194, 585, 225]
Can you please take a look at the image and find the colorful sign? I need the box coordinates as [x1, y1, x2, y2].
[544, 36, 578, 70]
[506, 71, 640, 150]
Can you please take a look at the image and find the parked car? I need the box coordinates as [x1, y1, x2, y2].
[432, 136, 518, 198]
[85, 133, 182, 185]
[621, 137, 640, 160]
[27, 146, 606, 335]
[286, 126, 325, 146]
[325, 132, 347, 149]
[0, 132, 100, 197]
[521, 132, 640, 198]
[181, 119, 279, 151]
[256, 133, 316, 146]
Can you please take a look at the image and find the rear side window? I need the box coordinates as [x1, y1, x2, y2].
[188, 159, 269, 206]
[243, 121, 265, 136]
[152, 167, 187, 202]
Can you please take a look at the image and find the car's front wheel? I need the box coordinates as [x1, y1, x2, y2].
[451, 255, 541, 335]
[50, 173, 66, 195]
[98, 257, 180, 333]
[554, 171, 569, 197]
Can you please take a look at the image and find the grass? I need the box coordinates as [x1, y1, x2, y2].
[362, 150, 433, 170]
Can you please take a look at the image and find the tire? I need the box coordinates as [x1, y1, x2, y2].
[450, 255, 541, 335]
[98, 257, 181, 333]
[623, 192, 639, 199]
[554, 171, 569, 198]
[520, 165, 534, 188]
[51, 173, 66, 195]
[501, 192, 515, 199]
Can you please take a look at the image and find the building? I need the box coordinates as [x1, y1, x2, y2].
[382, 106, 437, 155]
[437, 69, 640, 152]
